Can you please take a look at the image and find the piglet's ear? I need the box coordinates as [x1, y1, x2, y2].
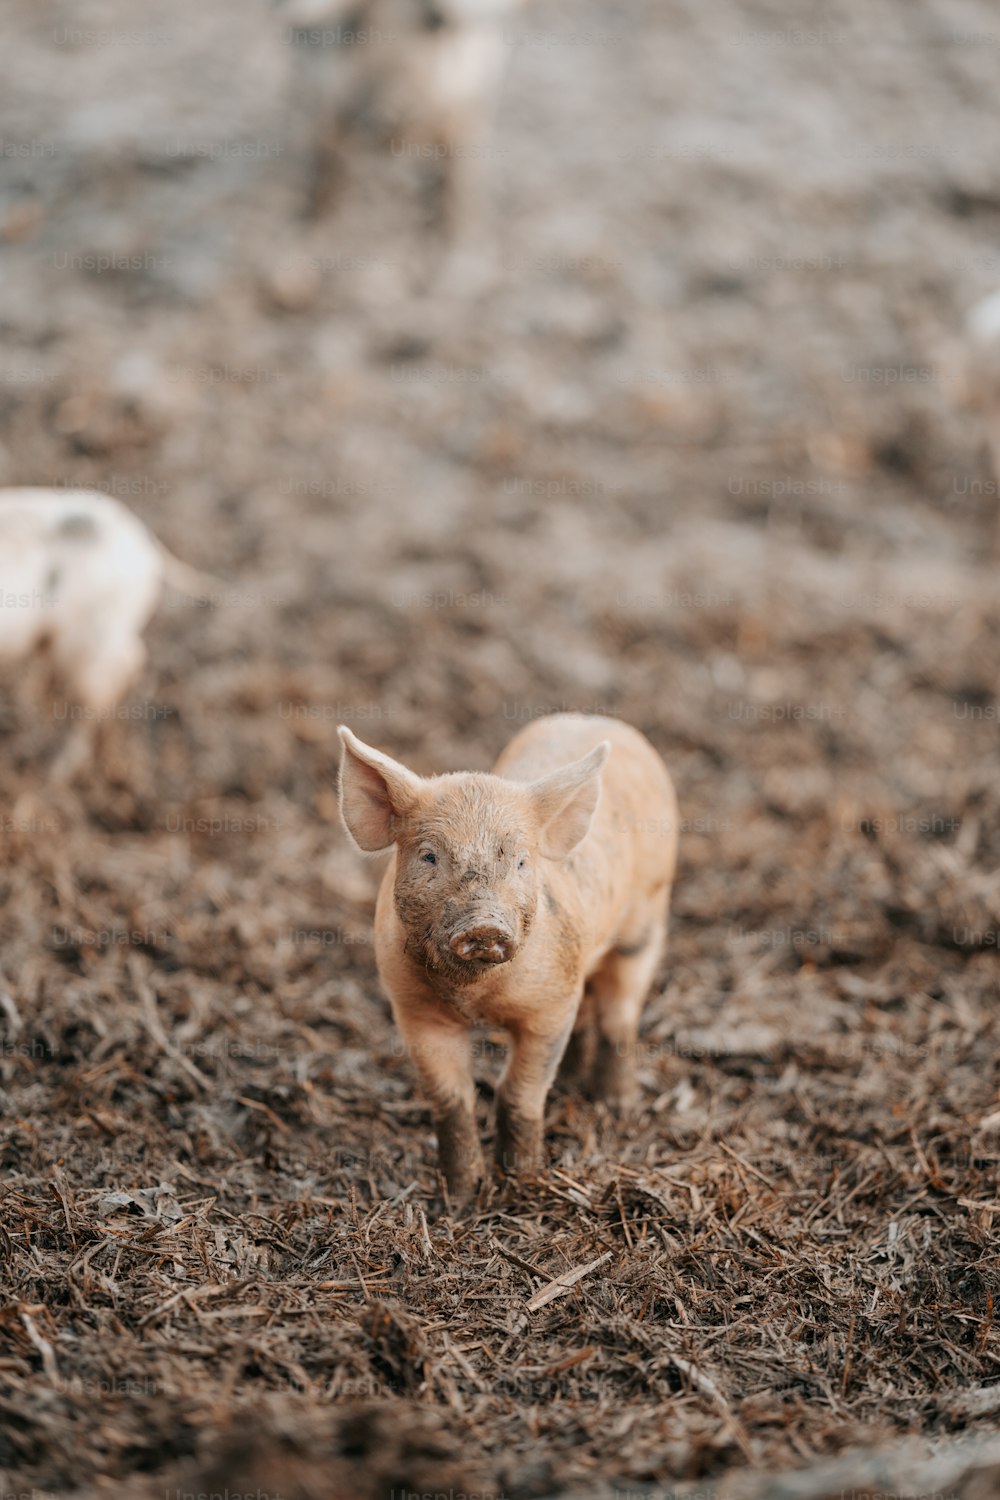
[529, 741, 610, 860]
[337, 727, 422, 851]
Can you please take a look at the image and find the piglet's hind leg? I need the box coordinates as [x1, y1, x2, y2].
[588, 894, 670, 1112]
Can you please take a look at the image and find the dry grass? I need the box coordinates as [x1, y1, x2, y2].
[1, 582, 998, 1498]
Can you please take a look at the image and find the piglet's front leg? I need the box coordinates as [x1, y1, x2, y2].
[495, 1014, 575, 1177]
[395, 1002, 484, 1205]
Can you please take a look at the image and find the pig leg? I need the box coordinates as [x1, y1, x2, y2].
[436, 137, 480, 245]
[496, 1011, 577, 1176]
[394, 1002, 484, 1203]
[49, 720, 98, 784]
[556, 988, 596, 1091]
[54, 633, 146, 719]
[299, 45, 368, 221]
[589, 898, 669, 1112]
[430, 133, 505, 298]
[48, 635, 146, 782]
[305, 123, 350, 220]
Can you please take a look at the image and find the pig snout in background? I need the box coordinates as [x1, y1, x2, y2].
[338, 713, 678, 1203]
[0, 488, 212, 778]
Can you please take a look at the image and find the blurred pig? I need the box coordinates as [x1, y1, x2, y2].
[282, 0, 525, 240]
[338, 714, 678, 1203]
[0, 488, 211, 775]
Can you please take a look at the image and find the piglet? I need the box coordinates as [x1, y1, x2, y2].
[289, 0, 526, 244]
[338, 713, 678, 1201]
[0, 487, 211, 774]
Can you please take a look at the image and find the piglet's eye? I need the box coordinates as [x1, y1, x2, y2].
[420, 849, 437, 865]
[517, 855, 528, 870]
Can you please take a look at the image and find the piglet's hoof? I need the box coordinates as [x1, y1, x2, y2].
[495, 1105, 544, 1178]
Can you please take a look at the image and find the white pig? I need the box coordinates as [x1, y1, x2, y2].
[0, 487, 210, 771]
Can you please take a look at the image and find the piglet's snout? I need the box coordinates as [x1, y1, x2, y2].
[449, 924, 515, 965]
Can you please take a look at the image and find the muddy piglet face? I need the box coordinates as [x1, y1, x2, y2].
[337, 729, 608, 981]
[393, 779, 539, 975]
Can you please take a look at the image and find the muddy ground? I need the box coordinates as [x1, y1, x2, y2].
[0, 0, 999, 1496]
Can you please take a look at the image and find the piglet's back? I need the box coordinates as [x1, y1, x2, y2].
[494, 713, 675, 807]
[0, 489, 161, 610]
[494, 712, 678, 892]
